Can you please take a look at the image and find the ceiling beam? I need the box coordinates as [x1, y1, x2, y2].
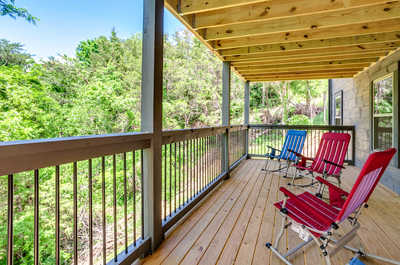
[212, 18, 400, 50]
[231, 51, 388, 66]
[194, 0, 390, 29]
[203, 2, 400, 40]
[179, 0, 269, 15]
[164, 0, 247, 80]
[235, 58, 379, 72]
[225, 45, 397, 61]
[242, 68, 360, 77]
[248, 74, 355, 81]
[219, 33, 400, 56]
[235, 58, 377, 69]
[239, 65, 367, 74]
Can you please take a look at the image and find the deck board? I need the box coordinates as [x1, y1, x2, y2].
[142, 159, 400, 265]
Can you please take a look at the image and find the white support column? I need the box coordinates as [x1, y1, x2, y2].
[222, 61, 231, 175]
[244, 81, 250, 156]
[141, 0, 163, 251]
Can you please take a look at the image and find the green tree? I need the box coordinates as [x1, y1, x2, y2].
[0, 39, 32, 67]
[0, 0, 37, 24]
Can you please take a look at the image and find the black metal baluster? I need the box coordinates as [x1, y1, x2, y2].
[183, 140, 187, 204]
[55, 166, 60, 265]
[34, 169, 39, 265]
[102, 157, 106, 265]
[191, 139, 194, 198]
[169, 144, 172, 216]
[133, 151, 136, 245]
[141, 150, 144, 240]
[113, 155, 117, 261]
[89, 160, 93, 265]
[178, 142, 181, 208]
[196, 138, 199, 193]
[7, 174, 13, 265]
[123, 153, 128, 253]
[73, 162, 78, 265]
[174, 142, 177, 213]
[163, 145, 166, 220]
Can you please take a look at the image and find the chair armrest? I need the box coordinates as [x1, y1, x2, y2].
[279, 187, 333, 225]
[288, 149, 313, 161]
[316, 177, 349, 197]
[323, 159, 345, 169]
[267, 145, 281, 153]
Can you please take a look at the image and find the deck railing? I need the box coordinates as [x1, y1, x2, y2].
[1, 133, 152, 265]
[248, 124, 356, 165]
[1, 123, 356, 265]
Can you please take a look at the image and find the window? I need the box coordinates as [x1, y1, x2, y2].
[334, 90, 343, 125]
[372, 74, 393, 150]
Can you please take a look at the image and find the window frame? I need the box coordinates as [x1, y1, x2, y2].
[370, 68, 399, 168]
[334, 90, 343, 125]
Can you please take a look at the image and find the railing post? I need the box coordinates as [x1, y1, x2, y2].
[141, 0, 163, 251]
[222, 61, 231, 176]
[244, 81, 250, 158]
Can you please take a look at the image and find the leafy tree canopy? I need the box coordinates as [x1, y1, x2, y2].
[0, 0, 37, 24]
[0, 39, 33, 67]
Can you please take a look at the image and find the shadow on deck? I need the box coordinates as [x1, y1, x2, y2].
[141, 159, 400, 265]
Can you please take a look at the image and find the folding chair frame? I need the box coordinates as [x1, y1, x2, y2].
[262, 130, 307, 178]
[262, 151, 296, 178]
[267, 201, 400, 265]
[266, 148, 399, 265]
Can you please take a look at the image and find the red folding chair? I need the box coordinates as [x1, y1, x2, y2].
[266, 148, 398, 265]
[289, 132, 351, 188]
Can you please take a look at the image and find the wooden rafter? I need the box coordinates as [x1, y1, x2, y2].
[231, 51, 388, 66]
[220, 33, 400, 56]
[178, 0, 268, 15]
[165, 0, 400, 81]
[212, 18, 400, 50]
[202, 2, 400, 40]
[248, 74, 355, 81]
[193, 0, 391, 29]
[225, 46, 395, 62]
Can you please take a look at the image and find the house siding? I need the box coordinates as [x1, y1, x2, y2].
[331, 50, 400, 194]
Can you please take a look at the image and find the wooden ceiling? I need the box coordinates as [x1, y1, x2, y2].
[165, 0, 400, 81]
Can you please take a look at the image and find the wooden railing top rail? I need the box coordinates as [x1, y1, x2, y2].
[249, 124, 355, 130]
[162, 125, 246, 144]
[0, 132, 153, 175]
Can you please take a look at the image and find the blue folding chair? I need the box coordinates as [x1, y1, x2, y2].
[262, 130, 307, 177]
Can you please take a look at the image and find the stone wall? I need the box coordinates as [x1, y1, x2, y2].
[331, 50, 400, 194]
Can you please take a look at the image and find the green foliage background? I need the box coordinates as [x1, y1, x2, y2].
[0, 29, 328, 264]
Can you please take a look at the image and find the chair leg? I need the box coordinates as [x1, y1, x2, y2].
[284, 160, 291, 178]
[329, 239, 400, 265]
[266, 215, 293, 265]
[290, 168, 298, 185]
[262, 158, 270, 172]
[274, 215, 287, 249]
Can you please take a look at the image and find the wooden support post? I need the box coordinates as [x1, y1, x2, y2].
[328, 79, 333, 125]
[222, 61, 231, 176]
[141, 0, 163, 252]
[244, 81, 250, 158]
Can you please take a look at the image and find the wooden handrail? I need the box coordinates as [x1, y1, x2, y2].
[0, 132, 153, 175]
[162, 125, 247, 144]
[249, 124, 355, 130]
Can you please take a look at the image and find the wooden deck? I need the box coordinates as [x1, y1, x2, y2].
[142, 159, 400, 265]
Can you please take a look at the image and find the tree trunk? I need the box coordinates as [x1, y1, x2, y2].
[306, 80, 313, 119]
[281, 81, 289, 124]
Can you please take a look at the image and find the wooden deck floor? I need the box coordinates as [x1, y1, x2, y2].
[142, 159, 400, 265]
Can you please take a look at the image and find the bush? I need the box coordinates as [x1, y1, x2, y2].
[288, 114, 311, 125]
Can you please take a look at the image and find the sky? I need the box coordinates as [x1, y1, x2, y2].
[0, 0, 184, 59]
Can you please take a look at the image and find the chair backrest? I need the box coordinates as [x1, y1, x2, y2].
[311, 132, 351, 175]
[336, 148, 396, 223]
[280, 130, 307, 161]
